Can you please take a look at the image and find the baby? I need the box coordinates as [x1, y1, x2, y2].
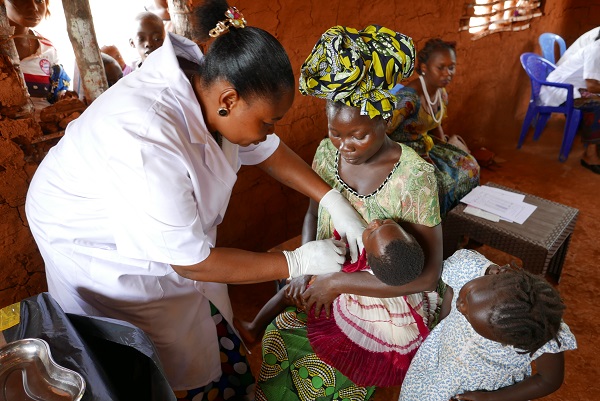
[399, 249, 577, 401]
[236, 218, 424, 345]
[129, 11, 166, 70]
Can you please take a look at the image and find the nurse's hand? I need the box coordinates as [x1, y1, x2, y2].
[319, 189, 366, 262]
[283, 239, 346, 278]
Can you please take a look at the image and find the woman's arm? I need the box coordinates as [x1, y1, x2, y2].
[585, 78, 600, 94]
[173, 247, 289, 284]
[303, 222, 443, 315]
[302, 199, 319, 244]
[258, 141, 366, 261]
[455, 352, 565, 401]
[257, 140, 331, 202]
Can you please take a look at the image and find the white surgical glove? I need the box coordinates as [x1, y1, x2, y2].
[283, 239, 346, 278]
[319, 189, 366, 262]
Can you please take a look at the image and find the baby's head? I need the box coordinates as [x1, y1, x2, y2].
[362, 219, 424, 286]
[101, 53, 123, 87]
[129, 11, 166, 61]
[457, 267, 565, 354]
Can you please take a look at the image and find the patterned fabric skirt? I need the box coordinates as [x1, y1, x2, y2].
[256, 284, 445, 401]
[575, 97, 600, 145]
[175, 303, 255, 401]
[397, 137, 480, 217]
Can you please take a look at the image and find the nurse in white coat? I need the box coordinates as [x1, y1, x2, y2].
[25, 2, 365, 399]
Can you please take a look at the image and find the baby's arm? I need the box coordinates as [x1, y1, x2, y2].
[303, 222, 443, 318]
[454, 352, 565, 401]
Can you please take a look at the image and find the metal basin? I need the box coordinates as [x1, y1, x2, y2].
[0, 338, 85, 401]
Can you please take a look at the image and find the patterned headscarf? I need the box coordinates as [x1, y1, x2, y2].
[299, 25, 415, 119]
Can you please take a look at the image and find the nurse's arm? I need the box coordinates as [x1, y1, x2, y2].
[257, 141, 331, 202]
[172, 247, 288, 284]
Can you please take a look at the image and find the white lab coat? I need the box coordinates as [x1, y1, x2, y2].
[539, 40, 600, 107]
[25, 33, 280, 390]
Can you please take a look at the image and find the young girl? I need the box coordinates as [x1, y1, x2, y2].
[6, 0, 72, 116]
[256, 25, 444, 401]
[387, 38, 480, 216]
[399, 249, 577, 401]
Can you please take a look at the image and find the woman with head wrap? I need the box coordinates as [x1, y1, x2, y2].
[255, 25, 445, 401]
[387, 38, 480, 216]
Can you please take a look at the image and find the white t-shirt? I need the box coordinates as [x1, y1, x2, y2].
[25, 32, 280, 390]
[539, 40, 600, 107]
[556, 27, 600, 66]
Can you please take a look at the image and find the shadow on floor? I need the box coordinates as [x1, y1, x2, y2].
[229, 117, 600, 400]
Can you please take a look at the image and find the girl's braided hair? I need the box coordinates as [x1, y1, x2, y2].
[488, 268, 565, 355]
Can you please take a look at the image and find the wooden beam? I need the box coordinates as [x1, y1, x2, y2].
[61, 0, 107, 103]
[167, 0, 197, 42]
[0, 2, 33, 118]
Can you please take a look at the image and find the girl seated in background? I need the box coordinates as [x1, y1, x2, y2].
[399, 249, 577, 401]
[6, 0, 72, 117]
[387, 38, 480, 217]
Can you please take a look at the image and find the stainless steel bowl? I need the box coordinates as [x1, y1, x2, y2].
[0, 338, 85, 401]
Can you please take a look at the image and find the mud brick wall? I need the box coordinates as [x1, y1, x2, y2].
[1, 0, 597, 307]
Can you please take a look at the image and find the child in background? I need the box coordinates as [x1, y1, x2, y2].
[399, 249, 577, 401]
[145, 0, 175, 33]
[236, 218, 425, 345]
[100, 45, 133, 76]
[128, 11, 166, 70]
[6, 0, 72, 117]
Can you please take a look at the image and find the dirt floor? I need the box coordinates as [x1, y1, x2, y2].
[229, 118, 600, 400]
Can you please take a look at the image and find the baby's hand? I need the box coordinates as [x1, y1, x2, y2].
[284, 275, 311, 310]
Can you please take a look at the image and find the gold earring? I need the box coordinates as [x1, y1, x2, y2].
[218, 108, 228, 117]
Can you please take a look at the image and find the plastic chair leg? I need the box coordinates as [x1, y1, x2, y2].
[518, 105, 537, 148]
[559, 109, 582, 162]
[533, 114, 551, 141]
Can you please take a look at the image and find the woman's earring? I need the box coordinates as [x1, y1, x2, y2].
[218, 107, 228, 117]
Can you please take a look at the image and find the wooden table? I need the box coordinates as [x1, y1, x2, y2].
[442, 182, 579, 282]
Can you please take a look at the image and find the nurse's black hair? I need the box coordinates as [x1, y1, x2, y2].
[487, 269, 565, 355]
[195, 0, 295, 102]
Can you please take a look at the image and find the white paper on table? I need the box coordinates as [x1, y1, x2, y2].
[460, 186, 536, 224]
[464, 205, 500, 222]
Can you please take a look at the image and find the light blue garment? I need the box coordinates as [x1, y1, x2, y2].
[399, 249, 577, 401]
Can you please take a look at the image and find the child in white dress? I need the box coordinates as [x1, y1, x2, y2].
[399, 249, 577, 401]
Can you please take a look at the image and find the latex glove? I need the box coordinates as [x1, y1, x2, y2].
[319, 189, 366, 262]
[283, 239, 346, 278]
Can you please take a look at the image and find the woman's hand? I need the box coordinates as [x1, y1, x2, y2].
[319, 189, 366, 262]
[302, 272, 342, 318]
[283, 275, 311, 309]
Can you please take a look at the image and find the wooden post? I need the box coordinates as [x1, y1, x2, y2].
[61, 0, 107, 103]
[167, 0, 197, 42]
[0, 2, 33, 118]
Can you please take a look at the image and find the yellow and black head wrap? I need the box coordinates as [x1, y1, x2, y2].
[299, 25, 415, 119]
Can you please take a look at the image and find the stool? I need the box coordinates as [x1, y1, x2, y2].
[443, 182, 578, 282]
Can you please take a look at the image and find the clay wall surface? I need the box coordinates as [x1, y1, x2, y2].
[1, 0, 597, 306]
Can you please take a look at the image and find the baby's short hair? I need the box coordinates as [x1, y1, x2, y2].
[488, 268, 565, 354]
[367, 233, 424, 286]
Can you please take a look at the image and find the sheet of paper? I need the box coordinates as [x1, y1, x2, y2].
[460, 186, 536, 224]
[464, 205, 500, 222]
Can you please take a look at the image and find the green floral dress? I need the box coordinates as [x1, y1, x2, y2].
[388, 86, 480, 217]
[255, 140, 441, 401]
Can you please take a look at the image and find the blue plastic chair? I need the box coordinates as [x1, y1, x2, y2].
[539, 33, 566, 65]
[518, 53, 581, 162]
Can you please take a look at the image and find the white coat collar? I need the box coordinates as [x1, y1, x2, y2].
[141, 32, 210, 145]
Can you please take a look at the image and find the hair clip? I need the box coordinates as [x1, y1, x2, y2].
[208, 6, 247, 38]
